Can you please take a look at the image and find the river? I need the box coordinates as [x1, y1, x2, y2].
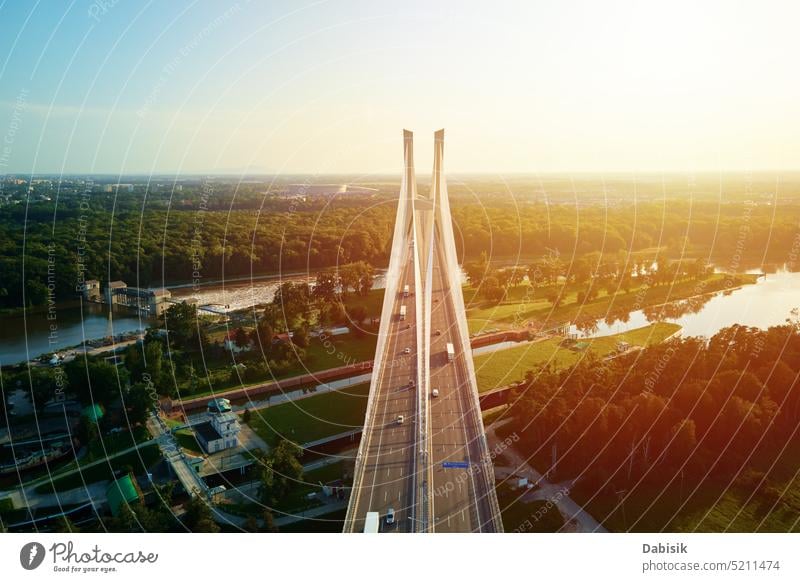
[2, 267, 797, 366]
[0, 302, 151, 367]
[573, 267, 800, 339]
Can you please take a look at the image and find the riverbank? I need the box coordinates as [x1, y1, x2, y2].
[465, 272, 758, 335]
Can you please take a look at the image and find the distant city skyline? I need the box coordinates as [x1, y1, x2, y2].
[1, 1, 800, 175]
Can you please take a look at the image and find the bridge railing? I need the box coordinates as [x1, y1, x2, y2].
[343, 134, 416, 532]
[433, 136, 504, 532]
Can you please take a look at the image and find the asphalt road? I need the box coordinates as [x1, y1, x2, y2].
[347, 245, 418, 533]
[428, 228, 498, 532]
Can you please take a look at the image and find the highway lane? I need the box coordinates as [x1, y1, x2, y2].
[428, 228, 497, 532]
[347, 245, 419, 532]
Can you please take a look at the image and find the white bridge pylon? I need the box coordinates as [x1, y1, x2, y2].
[344, 130, 503, 533]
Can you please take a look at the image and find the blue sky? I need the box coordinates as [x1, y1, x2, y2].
[1, 0, 800, 175]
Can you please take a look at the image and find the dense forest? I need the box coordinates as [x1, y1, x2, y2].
[1, 182, 799, 310]
[504, 322, 800, 530]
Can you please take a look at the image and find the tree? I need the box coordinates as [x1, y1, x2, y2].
[125, 382, 153, 426]
[183, 497, 220, 533]
[255, 319, 274, 353]
[257, 440, 304, 505]
[348, 305, 368, 326]
[546, 286, 566, 308]
[292, 326, 309, 348]
[464, 251, 489, 288]
[143, 340, 163, 383]
[125, 344, 145, 380]
[162, 302, 199, 350]
[339, 264, 360, 296]
[76, 415, 99, 447]
[65, 358, 123, 406]
[314, 270, 337, 303]
[481, 276, 504, 303]
[28, 368, 58, 412]
[234, 327, 250, 349]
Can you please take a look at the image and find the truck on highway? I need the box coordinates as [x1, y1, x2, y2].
[364, 512, 380, 533]
[403, 284, 410, 297]
[446, 342, 455, 361]
[399, 305, 406, 321]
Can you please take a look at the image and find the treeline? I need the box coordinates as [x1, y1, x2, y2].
[0, 195, 393, 309]
[2, 194, 798, 310]
[506, 323, 800, 529]
[452, 200, 800, 261]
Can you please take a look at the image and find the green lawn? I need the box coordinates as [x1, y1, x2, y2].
[466, 273, 756, 335]
[474, 322, 681, 393]
[174, 429, 205, 455]
[246, 323, 681, 449]
[246, 383, 371, 447]
[84, 427, 151, 463]
[301, 334, 378, 371]
[184, 333, 377, 400]
[342, 289, 385, 319]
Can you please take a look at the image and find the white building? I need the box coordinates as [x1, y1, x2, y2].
[194, 401, 241, 454]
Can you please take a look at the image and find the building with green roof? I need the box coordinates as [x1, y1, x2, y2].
[106, 473, 141, 517]
[81, 403, 105, 424]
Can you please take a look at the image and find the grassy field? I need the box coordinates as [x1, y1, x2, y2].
[466, 273, 756, 335]
[246, 383, 371, 447]
[184, 333, 377, 400]
[174, 429, 205, 455]
[245, 323, 681, 448]
[83, 427, 151, 463]
[474, 322, 681, 393]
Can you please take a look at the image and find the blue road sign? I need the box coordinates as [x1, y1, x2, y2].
[442, 461, 469, 469]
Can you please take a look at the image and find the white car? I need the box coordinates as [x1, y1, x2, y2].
[386, 508, 396, 525]
[396, 415, 405, 425]
[431, 388, 439, 398]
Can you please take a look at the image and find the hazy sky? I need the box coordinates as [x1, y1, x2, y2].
[1, 0, 799, 175]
